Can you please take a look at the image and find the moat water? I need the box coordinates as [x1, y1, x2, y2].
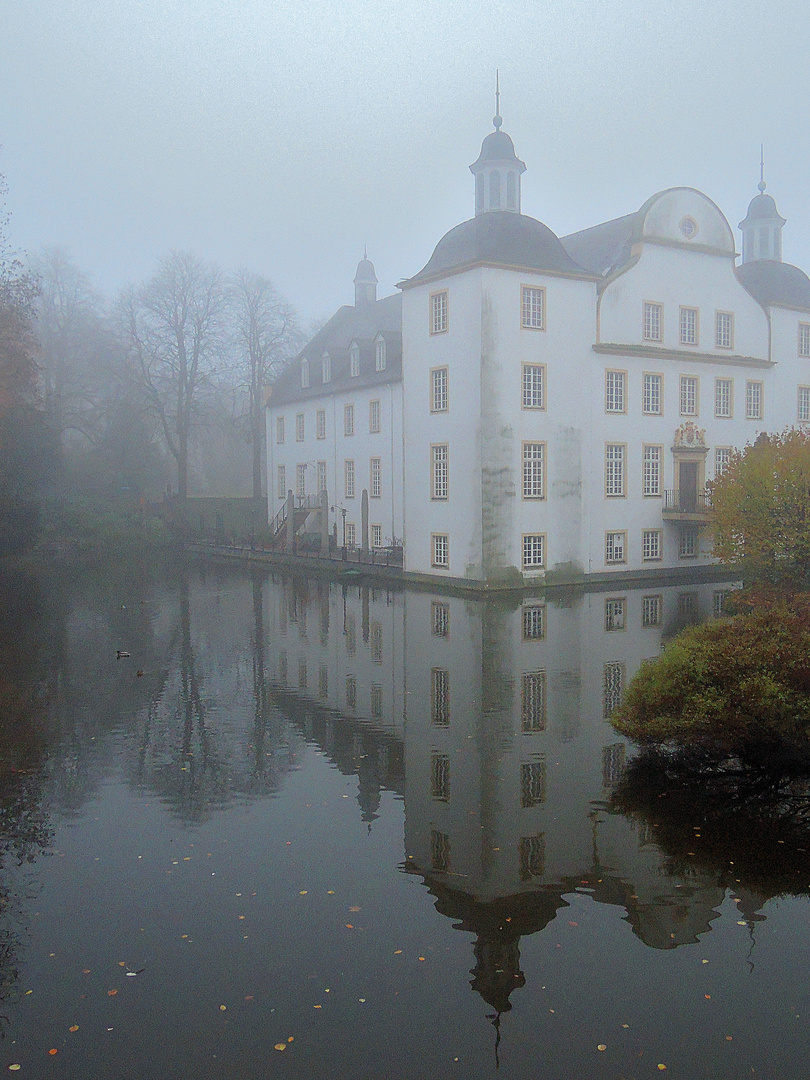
[0, 556, 808, 1079]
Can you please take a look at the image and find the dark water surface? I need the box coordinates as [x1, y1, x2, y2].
[0, 557, 808, 1079]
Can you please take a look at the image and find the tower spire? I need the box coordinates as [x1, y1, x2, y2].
[493, 70, 502, 130]
[759, 144, 766, 193]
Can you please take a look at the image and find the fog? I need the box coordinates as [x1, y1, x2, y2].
[2, 0, 810, 321]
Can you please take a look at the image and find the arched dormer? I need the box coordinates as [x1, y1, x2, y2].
[321, 351, 331, 383]
[375, 333, 386, 371]
[349, 341, 360, 377]
[300, 358, 309, 389]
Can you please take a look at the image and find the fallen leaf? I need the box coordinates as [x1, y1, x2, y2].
[299, 891, 307, 896]
[597, 1044, 607, 1051]
[69, 1025, 79, 1032]
[8, 1065, 20, 1071]
[219, 1005, 226, 1011]
[118, 962, 126, 967]
[107, 990, 118, 996]
[394, 950, 402, 955]
[418, 956, 425, 961]
[314, 1005, 322, 1009]
[345, 924, 354, 929]
[48, 1050, 57, 1056]
[287, 1037, 294, 1043]
[82, 970, 90, 974]
[658, 1066, 667, 1072]
[274, 1044, 286, 1052]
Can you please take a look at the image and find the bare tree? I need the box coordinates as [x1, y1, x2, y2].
[229, 269, 301, 499]
[119, 252, 227, 499]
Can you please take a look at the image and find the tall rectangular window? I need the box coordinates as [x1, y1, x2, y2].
[715, 311, 734, 349]
[296, 463, 306, 498]
[431, 829, 450, 872]
[520, 760, 546, 807]
[642, 528, 662, 561]
[522, 603, 545, 640]
[715, 378, 732, 418]
[643, 373, 662, 415]
[346, 675, 357, 710]
[679, 306, 698, 345]
[345, 459, 355, 498]
[522, 534, 545, 570]
[522, 363, 545, 409]
[642, 594, 662, 627]
[605, 443, 626, 497]
[370, 457, 381, 498]
[643, 444, 662, 496]
[746, 380, 763, 419]
[344, 404, 354, 436]
[430, 290, 448, 334]
[316, 460, 327, 493]
[316, 409, 326, 439]
[349, 346, 359, 378]
[679, 527, 697, 558]
[295, 413, 305, 441]
[277, 464, 286, 499]
[715, 447, 732, 476]
[432, 534, 449, 569]
[369, 399, 381, 433]
[431, 444, 448, 499]
[431, 601, 450, 638]
[375, 338, 386, 371]
[799, 323, 810, 358]
[430, 753, 450, 801]
[605, 370, 626, 413]
[643, 301, 662, 341]
[521, 673, 546, 732]
[522, 442, 545, 499]
[431, 668, 450, 724]
[276, 416, 285, 444]
[605, 598, 626, 631]
[371, 523, 382, 548]
[603, 663, 625, 718]
[799, 386, 810, 422]
[431, 367, 448, 412]
[521, 285, 546, 329]
[605, 531, 626, 564]
[680, 375, 698, 416]
[345, 522, 356, 547]
[518, 834, 545, 881]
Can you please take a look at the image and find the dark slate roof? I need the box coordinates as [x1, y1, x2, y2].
[739, 192, 784, 227]
[736, 260, 810, 311]
[269, 293, 402, 406]
[471, 129, 522, 166]
[560, 212, 638, 277]
[401, 212, 593, 288]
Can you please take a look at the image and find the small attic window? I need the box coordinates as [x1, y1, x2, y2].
[322, 352, 331, 383]
[301, 359, 309, 389]
[680, 216, 699, 240]
[375, 336, 386, 372]
[350, 343, 360, 377]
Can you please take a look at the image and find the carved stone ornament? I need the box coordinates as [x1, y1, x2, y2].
[673, 421, 707, 448]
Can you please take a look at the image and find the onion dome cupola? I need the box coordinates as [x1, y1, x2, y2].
[738, 149, 786, 263]
[354, 248, 378, 305]
[469, 73, 526, 215]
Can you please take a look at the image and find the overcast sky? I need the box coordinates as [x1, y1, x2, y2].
[2, 0, 809, 322]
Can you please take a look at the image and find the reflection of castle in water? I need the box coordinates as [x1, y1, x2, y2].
[265, 573, 762, 1011]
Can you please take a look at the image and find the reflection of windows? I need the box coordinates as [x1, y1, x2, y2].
[520, 759, 546, 807]
[298, 659, 307, 690]
[279, 650, 287, 683]
[642, 594, 662, 627]
[346, 675, 357, 711]
[643, 373, 662, 415]
[431, 668, 450, 726]
[522, 604, 545, 640]
[431, 829, 451, 872]
[370, 684, 383, 718]
[642, 529, 661, 562]
[521, 672, 546, 733]
[345, 613, 356, 656]
[319, 665, 328, 699]
[603, 662, 625, 719]
[430, 753, 450, 801]
[431, 601, 450, 638]
[518, 834, 545, 880]
[370, 620, 382, 663]
[602, 743, 626, 789]
[605, 598, 626, 631]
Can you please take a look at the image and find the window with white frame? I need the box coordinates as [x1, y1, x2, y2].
[344, 404, 354, 436]
[746, 380, 763, 419]
[799, 386, 810, 422]
[713, 590, 731, 618]
[430, 291, 448, 334]
[643, 302, 662, 341]
[642, 529, 662, 561]
[605, 444, 626, 496]
[346, 522, 356, 547]
[370, 457, 381, 498]
[349, 344, 360, 377]
[680, 375, 698, 416]
[715, 311, 733, 349]
[431, 444, 448, 499]
[521, 285, 545, 329]
[431, 601, 450, 637]
[603, 662, 624, 718]
[643, 373, 662, 415]
[679, 527, 697, 558]
[375, 336, 386, 371]
[642, 594, 662, 627]
[316, 409, 326, 439]
[715, 447, 732, 476]
[369, 399, 381, 433]
[522, 363, 545, 409]
[371, 523, 382, 548]
[522, 603, 545, 640]
[521, 672, 546, 732]
[522, 534, 545, 570]
[605, 370, 626, 413]
[523, 442, 545, 499]
[295, 413, 305, 441]
[296, 463, 306, 498]
[431, 367, 448, 412]
[605, 597, 626, 631]
[800, 323, 810, 358]
[715, 378, 732, 418]
[605, 531, 626, 564]
[276, 416, 285, 444]
[680, 306, 698, 345]
[643, 444, 662, 496]
[344, 459, 355, 498]
[301, 359, 309, 388]
[277, 464, 286, 499]
[431, 668, 450, 725]
[316, 460, 327, 493]
[322, 353, 331, 383]
[432, 533, 449, 569]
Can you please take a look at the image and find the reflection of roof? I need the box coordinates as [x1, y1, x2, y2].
[736, 260, 810, 311]
[402, 212, 593, 288]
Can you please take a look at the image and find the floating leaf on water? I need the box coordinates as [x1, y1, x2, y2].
[219, 1005, 226, 1011]
[658, 1066, 667, 1072]
[48, 1050, 57, 1056]
[597, 1044, 606, 1051]
[274, 1044, 286, 1052]
[107, 990, 118, 996]
[69, 1026, 79, 1032]
[9, 1065, 20, 1071]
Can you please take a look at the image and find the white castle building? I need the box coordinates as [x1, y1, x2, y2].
[267, 104, 810, 586]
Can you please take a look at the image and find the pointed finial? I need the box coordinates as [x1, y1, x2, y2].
[493, 70, 502, 130]
[758, 144, 766, 193]
[364, 243, 367, 259]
